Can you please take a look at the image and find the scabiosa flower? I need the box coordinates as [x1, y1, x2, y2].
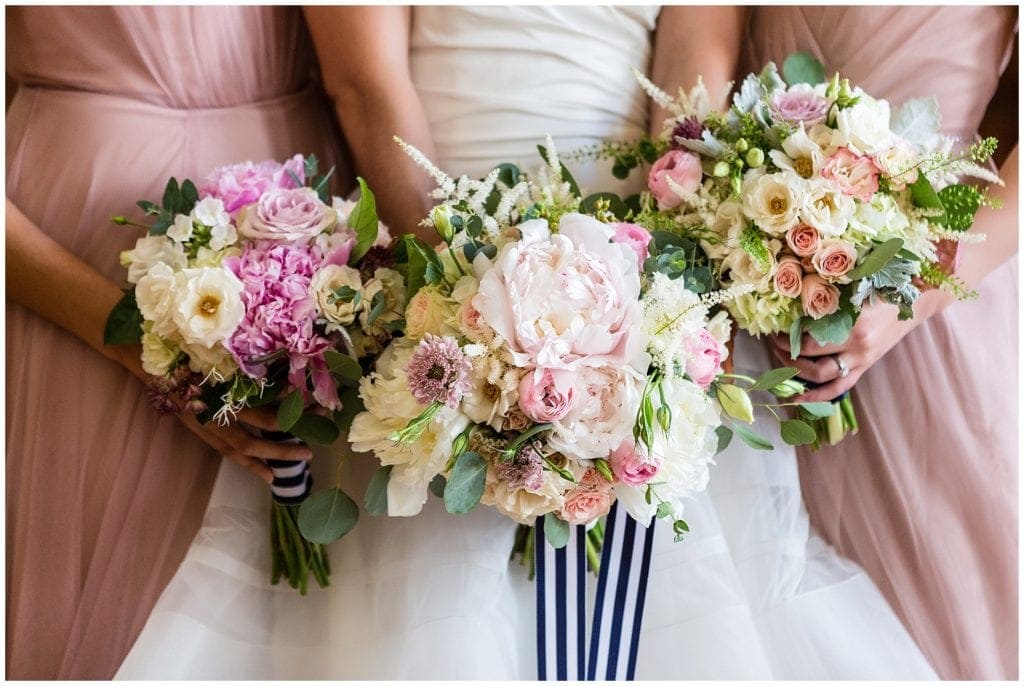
[494, 442, 544, 492]
[672, 115, 704, 143]
[405, 334, 472, 408]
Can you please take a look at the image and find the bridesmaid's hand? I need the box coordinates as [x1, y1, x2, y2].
[766, 290, 952, 402]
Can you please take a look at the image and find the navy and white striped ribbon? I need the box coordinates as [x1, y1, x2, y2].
[266, 458, 312, 504]
[535, 503, 657, 681]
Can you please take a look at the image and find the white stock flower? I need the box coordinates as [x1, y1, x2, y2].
[800, 179, 855, 238]
[208, 222, 238, 251]
[311, 264, 363, 330]
[741, 169, 803, 237]
[171, 267, 245, 348]
[140, 331, 179, 376]
[836, 95, 894, 155]
[135, 262, 179, 338]
[120, 235, 187, 284]
[191, 197, 231, 229]
[166, 214, 194, 243]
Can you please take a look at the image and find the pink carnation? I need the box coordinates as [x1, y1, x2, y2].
[199, 154, 305, 216]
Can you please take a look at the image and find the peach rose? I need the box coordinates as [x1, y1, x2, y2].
[801, 274, 841, 319]
[559, 468, 614, 525]
[647, 150, 703, 211]
[811, 239, 858, 282]
[773, 256, 804, 298]
[785, 223, 820, 257]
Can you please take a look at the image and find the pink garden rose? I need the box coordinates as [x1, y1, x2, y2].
[773, 256, 805, 298]
[682, 329, 722, 389]
[237, 187, 337, 243]
[812, 239, 858, 281]
[785, 223, 820, 257]
[473, 213, 643, 370]
[199, 154, 305, 215]
[518, 368, 576, 423]
[611, 222, 652, 270]
[647, 150, 703, 210]
[610, 439, 661, 487]
[560, 468, 614, 526]
[822, 147, 881, 202]
[801, 274, 841, 319]
[770, 84, 830, 126]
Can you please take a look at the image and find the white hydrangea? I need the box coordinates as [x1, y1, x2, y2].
[726, 289, 800, 337]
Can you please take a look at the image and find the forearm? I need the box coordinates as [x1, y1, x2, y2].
[649, 6, 746, 133]
[6, 198, 140, 373]
[954, 144, 1018, 288]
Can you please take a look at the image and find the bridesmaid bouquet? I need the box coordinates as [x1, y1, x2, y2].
[347, 138, 799, 561]
[600, 53, 999, 447]
[105, 155, 404, 594]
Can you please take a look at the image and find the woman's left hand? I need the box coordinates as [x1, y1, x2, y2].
[767, 289, 953, 402]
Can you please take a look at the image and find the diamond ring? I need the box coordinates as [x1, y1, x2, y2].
[834, 355, 850, 378]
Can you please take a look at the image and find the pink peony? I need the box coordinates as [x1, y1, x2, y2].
[682, 329, 723, 389]
[773, 256, 805, 298]
[225, 241, 339, 410]
[199, 154, 305, 216]
[647, 150, 703, 210]
[237, 187, 337, 243]
[770, 84, 829, 126]
[518, 368, 576, 423]
[785, 223, 821, 257]
[611, 222, 652, 271]
[560, 468, 614, 526]
[609, 439, 660, 487]
[812, 239, 858, 281]
[801, 274, 841, 319]
[821, 147, 881, 202]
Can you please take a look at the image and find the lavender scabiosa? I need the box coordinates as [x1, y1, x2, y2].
[390, 335, 471, 444]
[494, 442, 545, 492]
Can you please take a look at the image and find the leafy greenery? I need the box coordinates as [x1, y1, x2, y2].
[937, 184, 982, 231]
[732, 423, 774, 451]
[297, 487, 359, 544]
[103, 290, 144, 345]
[780, 419, 817, 445]
[276, 391, 304, 432]
[909, 175, 947, 225]
[364, 465, 392, 516]
[805, 310, 854, 346]
[543, 513, 571, 549]
[750, 366, 799, 392]
[289, 413, 341, 445]
[847, 238, 904, 280]
[444, 451, 488, 514]
[783, 52, 826, 85]
[347, 177, 379, 263]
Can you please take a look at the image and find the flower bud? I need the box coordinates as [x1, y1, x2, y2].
[594, 457, 615, 482]
[657, 405, 672, 432]
[735, 138, 750, 153]
[745, 147, 765, 168]
[432, 205, 455, 243]
[715, 383, 754, 424]
[771, 378, 806, 398]
[712, 160, 731, 177]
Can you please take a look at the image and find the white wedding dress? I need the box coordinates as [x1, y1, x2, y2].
[117, 6, 936, 680]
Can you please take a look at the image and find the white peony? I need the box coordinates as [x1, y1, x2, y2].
[120, 235, 187, 284]
[740, 169, 804, 237]
[171, 267, 245, 348]
[140, 331, 179, 376]
[310, 264, 363, 330]
[135, 262, 180, 338]
[800, 178, 855, 238]
[835, 95, 894, 156]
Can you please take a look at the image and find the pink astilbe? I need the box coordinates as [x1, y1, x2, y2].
[405, 334, 472, 408]
[199, 154, 306, 216]
[225, 241, 340, 410]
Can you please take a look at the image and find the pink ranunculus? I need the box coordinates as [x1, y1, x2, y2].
[785, 223, 820, 257]
[682, 329, 723, 389]
[821, 147, 881, 202]
[811, 239, 858, 281]
[560, 468, 614, 526]
[237, 187, 337, 243]
[473, 213, 643, 370]
[647, 150, 703, 210]
[801, 274, 841, 319]
[611, 222, 652, 271]
[199, 155, 305, 216]
[518, 368, 576, 422]
[610, 438, 661, 487]
[770, 84, 830, 126]
[773, 255, 805, 298]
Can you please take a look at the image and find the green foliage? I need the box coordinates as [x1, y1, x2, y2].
[444, 451, 488, 514]
[937, 184, 982, 231]
[103, 290, 144, 345]
[364, 465, 392, 516]
[780, 419, 817, 445]
[428, 474, 447, 498]
[750, 367, 799, 392]
[789, 316, 804, 359]
[847, 238, 904, 280]
[805, 310, 854, 346]
[798, 401, 838, 418]
[909, 175, 947, 224]
[783, 52, 826, 85]
[277, 391, 304, 433]
[289, 413, 341, 445]
[732, 423, 774, 451]
[324, 350, 362, 386]
[297, 487, 359, 544]
[739, 226, 773, 273]
[714, 425, 734, 454]
[333, 387, 364, 431]
[348, 177, 379, 263]
[543, 513, 571, 549]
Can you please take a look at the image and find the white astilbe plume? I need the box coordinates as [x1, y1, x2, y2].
[495, 180, 530, 224]
[701, 282, 757, 307]
[394, 136, 455, 197]
[632, 67, 682, 116]
[929, 227, 988, 244]
[955, 162, 1004, 186]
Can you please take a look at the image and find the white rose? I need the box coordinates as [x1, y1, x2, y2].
[171, 267, 245, 348]
[310, 264, 363, 329]
[120, 235, 187, 284]
[135, 262, 179, 337]
[741, 170, 803, 236]
[836, 95, 893, 155]
[140, 331, 179, 376]
[800, 179, 855, 238]
[166, 214, 194, 243]
[191, 197, 231, 229]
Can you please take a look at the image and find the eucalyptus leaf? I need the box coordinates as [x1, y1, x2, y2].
[805, 310, 854, 346]
[277, 391, 304, 433]
[656, 501, 674, 519]
[732, 423, 774, 451]
[290, 413, 341, 446]
[103, 290, 144, 345]
[428, 474, 447, 498]
[789, 316, 804, 359]
[444, 451, 487, 514]
[297, 487, 359, 544]
[751, 367, 799, 391]
[783, 52, 826, 86]
[799, 401, 839, 418]
[364, 465, 392, 516]
[348, 177, 379, 263]
[780, 419, 817, 446]
[543, 513, 571, 549]
[714, 425, 733, 454]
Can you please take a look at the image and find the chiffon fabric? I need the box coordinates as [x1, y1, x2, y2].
[117, 6, 934, 679]
[744, 6, 1018, 680]
[5, 6, 346, 678]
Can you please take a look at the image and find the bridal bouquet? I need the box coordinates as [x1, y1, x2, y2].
[603, 53, 999, 446]
[106, 155, 403, 593]
[347, 138, 790, 560]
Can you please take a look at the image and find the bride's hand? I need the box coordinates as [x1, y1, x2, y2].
[766, 290, 951, 402]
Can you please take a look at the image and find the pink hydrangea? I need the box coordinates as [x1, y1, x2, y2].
[199, 154, 306, 216]
[224, 240, 339, 410]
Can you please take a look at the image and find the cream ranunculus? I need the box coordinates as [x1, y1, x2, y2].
[135, 262, 180, 338]
[120, 235, 187, 284]
[171, 267, 245, 348]
[740, 170, 803, 237]
[311, 264, 363, 330]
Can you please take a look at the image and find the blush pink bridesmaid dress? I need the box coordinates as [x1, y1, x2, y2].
[5, 6, 348, 678]
[743, 6, 1018, 680]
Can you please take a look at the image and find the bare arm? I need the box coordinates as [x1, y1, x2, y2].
[648, 6, 746, 133]
[305, 6, 438, 241]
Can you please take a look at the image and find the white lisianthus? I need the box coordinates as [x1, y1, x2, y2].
[740, 169, 803, 237]
[769, 123, 827, 179]
[405, 284, 457, 340]
[800, 179, 855, 238]
[726, 289, 800, 337]
[360, 267, 407, 336]
[807, 123, 844, 156]
[135, 262, 180, 338]
[460, 346, 521, 430]
[120, 235, 187, 284]
[208, 222, 238, 251]
[311, 264, 363, 330]
[836, 95, 894, 156]
[166, 214, 194, 243]
[140, 331, 180, 376]
[191, 197, 231, 230]
[171, 267, 245, 348]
